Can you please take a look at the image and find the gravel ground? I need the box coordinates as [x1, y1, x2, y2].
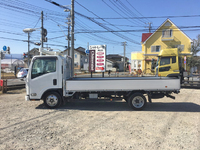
[0, 88, 200, 150]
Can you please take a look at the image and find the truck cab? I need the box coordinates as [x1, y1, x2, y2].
[154, 48, 184, 82]
[156, 48, 180, 77]
[25, 54, 72, 103]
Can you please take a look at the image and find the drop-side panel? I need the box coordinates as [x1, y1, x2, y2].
[65, 77, 180, 92]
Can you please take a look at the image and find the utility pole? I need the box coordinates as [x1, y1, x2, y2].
[148, 22, 152, 33]
[67, 13, 71, 56]
[28, 32, 30, 66]
[64, 7, 71, 56]
[71, 0, 74, 77]
[122, 41, 127, 72]
[41, 11, 44, 48]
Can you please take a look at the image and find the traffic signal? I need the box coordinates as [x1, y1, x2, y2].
[0, 51, 5, 59]
[23, 53, 26, 58]
[7, 46, 10, 54]
[41, 28, 47, 42]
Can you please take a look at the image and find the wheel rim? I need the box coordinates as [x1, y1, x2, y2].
[132, 96, 144, 108]
[46, 94, 58, 107]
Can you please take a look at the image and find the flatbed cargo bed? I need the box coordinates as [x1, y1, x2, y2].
[66, 77, 180, 92]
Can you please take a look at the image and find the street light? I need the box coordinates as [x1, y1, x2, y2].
[23, 28, 36, 67]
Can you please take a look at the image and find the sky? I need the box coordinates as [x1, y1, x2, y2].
[0, 0, 200, 60]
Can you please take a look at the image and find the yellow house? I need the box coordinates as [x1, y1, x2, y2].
[131, 52, 144, 72]
[141, 19, 192, 72]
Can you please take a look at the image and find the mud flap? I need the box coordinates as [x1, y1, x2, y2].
[147, 93, 152, 103]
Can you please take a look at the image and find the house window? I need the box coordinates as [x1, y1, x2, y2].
[164, 22, 171, 27]
[162, 29, 172, 38]
[138, 61, 141, 68]
[134, 61, 137, 68]
[151, 45, 161, 52]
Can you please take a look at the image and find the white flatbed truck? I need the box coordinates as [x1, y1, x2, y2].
[25, 50, 180, 110]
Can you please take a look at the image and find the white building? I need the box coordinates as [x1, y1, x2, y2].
[1, 59, 24, 71]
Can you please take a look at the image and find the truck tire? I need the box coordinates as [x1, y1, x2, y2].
[128, 93, 146, 110]
[43, 92, 62, 109]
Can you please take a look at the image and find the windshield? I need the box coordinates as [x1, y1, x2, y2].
[160, 57, 170, 66]
[31, 57, 56, 79]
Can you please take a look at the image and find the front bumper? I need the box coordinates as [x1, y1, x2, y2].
[25, 95, 30, 101]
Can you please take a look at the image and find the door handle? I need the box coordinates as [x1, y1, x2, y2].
[53, 79, 57, 85]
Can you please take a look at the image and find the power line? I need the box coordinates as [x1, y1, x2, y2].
[102, 0, 142, 26]
[34, 17, 41, 28]
[75, 26, 200, 33]
[92, 14, 200, 20]
[0, 30, 26, 36]
[0, 36, 26, 42]
[0, 36, 67, 48]
[125, 0, 151, 23]
[75, 18, 122, 44]
[114, 0, 146, 24]
[74, 1, 140, 44]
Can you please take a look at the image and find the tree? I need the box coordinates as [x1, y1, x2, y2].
[187, 34, 200, 70]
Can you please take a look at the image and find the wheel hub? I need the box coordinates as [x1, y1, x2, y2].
[46, 95, 58, 107]
[132, 96, 144, 108]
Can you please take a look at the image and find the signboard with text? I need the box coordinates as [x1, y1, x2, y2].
[89, 50, 95, 72]
[89, 45, 106, 72]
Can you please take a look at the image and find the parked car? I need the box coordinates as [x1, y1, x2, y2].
[2, 68, 14, 73]
[17, 68, 29, 80]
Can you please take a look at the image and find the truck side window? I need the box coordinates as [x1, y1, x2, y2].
[172, 56, 176, 63]
[160, 57, 170, 66]
[31, 57, 56, 79]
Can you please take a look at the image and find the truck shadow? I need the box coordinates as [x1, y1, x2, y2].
[36, 101, 200, 112]
[144, 102, 200, 112]
[61, 101, 132, 111]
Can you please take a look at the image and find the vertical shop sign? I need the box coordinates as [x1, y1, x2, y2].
[89, 50, 95, 72]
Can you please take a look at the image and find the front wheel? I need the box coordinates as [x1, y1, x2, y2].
[128, 93, 146, 110]
[43, 92, 62, 109]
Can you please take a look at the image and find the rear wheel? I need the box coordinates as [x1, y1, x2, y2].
[43, 92, 62, 109]
[128, 93, 146, 110]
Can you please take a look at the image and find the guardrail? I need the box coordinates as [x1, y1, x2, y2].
[0, 79, 25, 93]
[182, 80, 200, 88]
[0, 79, 7, 93]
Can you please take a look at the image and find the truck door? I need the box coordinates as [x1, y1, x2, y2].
[28, 56, 61, 100]
[158, 56, 179, 77]
[158, 56, 172, 76]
